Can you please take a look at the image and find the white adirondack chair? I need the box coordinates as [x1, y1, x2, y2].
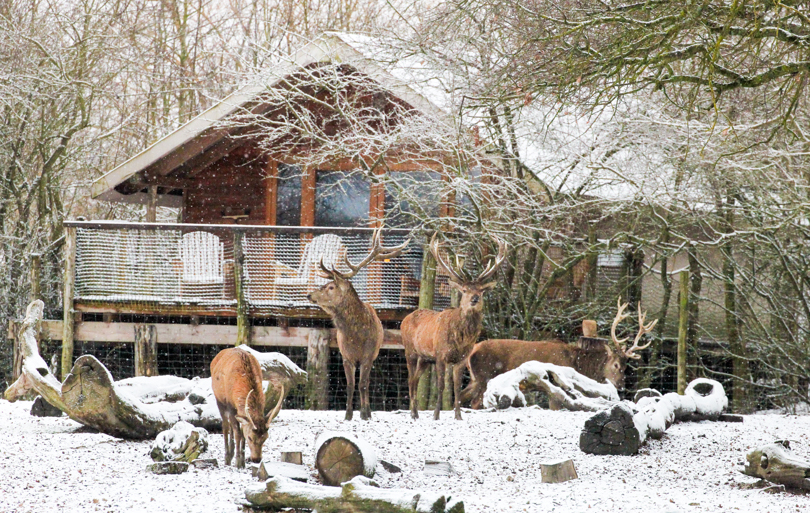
[274, 234, 347, 294]
[178, 231, 226, 297]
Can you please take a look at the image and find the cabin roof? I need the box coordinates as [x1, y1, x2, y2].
[91, 33, 455, 206]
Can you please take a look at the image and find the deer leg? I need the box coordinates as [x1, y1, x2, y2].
[408, 357, 429, 419]
[358, 360, 372, 421]
[234, 422, 245, 468]
[343, 359, 356, 421]
[222, 413, 233, 466]
[433, 360, 446, 421]
[452, 363, 465, 420]
[470, 381, 486, 409]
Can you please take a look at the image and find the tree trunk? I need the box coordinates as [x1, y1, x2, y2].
[134, 324, 158, 377]
[677, 269, 689, 395]
[305, 329, 330, 410]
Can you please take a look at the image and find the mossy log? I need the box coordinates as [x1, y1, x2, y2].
[742, 440, 810, 490]
[244, 475, 464, 512]
[5, 300, 305, 439]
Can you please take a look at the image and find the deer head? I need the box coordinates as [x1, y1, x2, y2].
[307, 227, 409, 311]
[430, 231, 508, 312]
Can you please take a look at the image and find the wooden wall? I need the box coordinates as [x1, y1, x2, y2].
[183, 154, 268, 224]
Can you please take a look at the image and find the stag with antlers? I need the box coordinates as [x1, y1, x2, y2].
[608, 298, 659, 384]
[307, 227, 408, 421]
[401, 232, 508, 420]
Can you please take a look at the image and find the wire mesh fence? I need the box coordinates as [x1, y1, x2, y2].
[74, 225, 425, 313]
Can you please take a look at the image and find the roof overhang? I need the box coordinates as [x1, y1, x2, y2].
[92, 33, 454, 204]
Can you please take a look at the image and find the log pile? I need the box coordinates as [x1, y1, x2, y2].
[580, 378, 732, 455]
[244, 475, 465, 512]
[4, 300, 305, 439]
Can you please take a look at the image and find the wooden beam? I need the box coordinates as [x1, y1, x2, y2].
[134, 324, 158, 376]
[63, 220, 412, 236]
[146, 185, 158, 222]
[300, 166, 316, 227]
[16, 320, 404, 350]
[265, 159, 278, 225]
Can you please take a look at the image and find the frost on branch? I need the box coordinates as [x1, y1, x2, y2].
[483, 361, 620, 411]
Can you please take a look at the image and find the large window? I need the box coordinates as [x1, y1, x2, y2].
[315, 171, 371, 227]
[383, 171, 442, 228]
[276, 164, 302, 226]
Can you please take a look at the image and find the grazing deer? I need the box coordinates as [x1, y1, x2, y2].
[211, 347, 283, 468]
[401, 232, 508, 420]
[307, 228, 408, 421]
[462, 300, 658, 408]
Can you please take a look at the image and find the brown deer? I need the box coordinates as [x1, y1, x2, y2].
[462, 300, 658, 408]
[211, 347, 284, 468]
[307, 228, 408, 421]
[401, 232, 508, 420]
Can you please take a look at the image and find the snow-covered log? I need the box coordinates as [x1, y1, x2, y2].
[244, 475, 465, 512]
[483, 361, 619, 411]
[742, 440, 810, 490]
[315, 431, 376, 486]
[150, 421, 209, 462]
[580, 379, 730, 455]
[4, 300, 306, 439]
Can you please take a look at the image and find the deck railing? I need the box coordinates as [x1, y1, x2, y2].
[66, 221, 427, 316]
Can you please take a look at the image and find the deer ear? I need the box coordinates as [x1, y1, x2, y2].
[449, 281, 463, 291]
[236, 415, 256, 430]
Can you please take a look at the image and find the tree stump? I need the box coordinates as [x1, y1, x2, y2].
[742, 440, 810, 490]
[579, 403, 641, 456]
[315, 432, 376, 486]
[540, 459, 578, 483]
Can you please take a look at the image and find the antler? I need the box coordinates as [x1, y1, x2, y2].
[625, 303, 659, 359]
[610, 299, 630, 354]
[610, 298, 659, 359]
[429, 232, 508, 286]
[318, 226, 410, 280]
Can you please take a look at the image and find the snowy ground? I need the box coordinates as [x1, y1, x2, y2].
[1, 399, 808, 513]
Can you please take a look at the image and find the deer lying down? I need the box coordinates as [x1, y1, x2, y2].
[211, 347, 283, 468]
[462, 301, 658, 408]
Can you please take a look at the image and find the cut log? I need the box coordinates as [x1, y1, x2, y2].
[742, 441, 810, 490]
[379, 460, 402, 473]
[150, 421, 209, 462]
[540, 459, 578, 483]
[424, 460, 455, 476]
[192, 458, 218, 469]
[257, 461, 310, 482]
[244, 475, 464, 513]
[484, 361, 619, 412]
[580, 402, 641, 456]
[281, 451, 303, 465]
[580, 378, 730, 455]
[146, 461, 189, 475]
[315, 432, 376, 486]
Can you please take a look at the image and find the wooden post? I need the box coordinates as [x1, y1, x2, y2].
[233, 231, 250, 346]
[305, 328, 330, 410]
[61, 226, 77, 380]
[146, 185, 158, 222]
[30, 253, 41, 302]
[134, 324, 158, 377]
[677, 269, 689, 395]
[416, 245, 436, 408]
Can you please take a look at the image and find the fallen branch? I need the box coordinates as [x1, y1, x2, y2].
[580, 378, 731, 455]
[483, 361, 619, 411]
[244, 475, 464, 512]
[4, 300, 306, 439]
[742, 440, 810, 490]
